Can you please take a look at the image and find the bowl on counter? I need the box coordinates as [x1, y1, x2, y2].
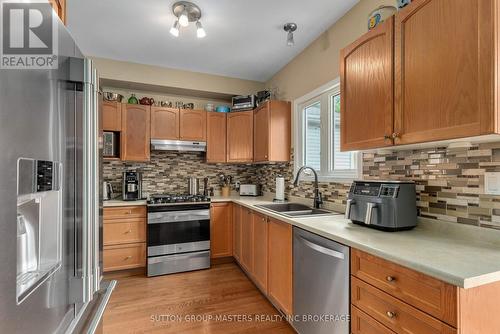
[103, 92, 123, 102]
[215, 105, 230, 113]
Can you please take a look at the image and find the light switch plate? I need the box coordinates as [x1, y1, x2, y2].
[484, 172, 500, 195]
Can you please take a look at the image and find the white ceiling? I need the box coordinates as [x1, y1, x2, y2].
[67, 0, 359, 82]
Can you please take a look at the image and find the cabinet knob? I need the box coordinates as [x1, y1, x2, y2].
[262, 217, 265, 222]
[384, 135, 392, 140]
[386, 311, 396, 319]
[386, 276, 396, 282]
[124, 229, 132, 234]
[392, 132, 401, 139]
[124, 256, 132, 261]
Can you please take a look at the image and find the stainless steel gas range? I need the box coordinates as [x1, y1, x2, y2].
[146, 194, 211, 277]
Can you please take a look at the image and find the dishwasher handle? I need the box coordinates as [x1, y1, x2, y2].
[298, 236, 345, 260]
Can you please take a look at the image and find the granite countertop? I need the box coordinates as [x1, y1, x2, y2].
[211, 195, 500, 289]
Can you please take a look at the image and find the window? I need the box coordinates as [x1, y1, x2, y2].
[295, 79, 361, 181]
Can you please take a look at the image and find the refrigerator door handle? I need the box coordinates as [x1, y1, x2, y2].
[86, 280, 116, 334]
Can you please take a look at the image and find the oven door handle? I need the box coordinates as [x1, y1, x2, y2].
[148, 209, 210, 224]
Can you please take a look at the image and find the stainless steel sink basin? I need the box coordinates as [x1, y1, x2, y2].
[256, 203, 312, 212]
[255, 203, 339, 218]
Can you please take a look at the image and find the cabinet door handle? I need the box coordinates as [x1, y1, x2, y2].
[386, 275, 396, 282]
[124, 229, 132, 234]
[392, 132, 401, 139]
[386, 311, 396, 319]
[124, 256, 132, 261]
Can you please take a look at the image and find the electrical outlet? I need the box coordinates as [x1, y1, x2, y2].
[484, 172, 500, 195]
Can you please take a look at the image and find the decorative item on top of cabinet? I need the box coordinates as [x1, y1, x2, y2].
[252, 211, 268, 294]
[180, 109, 207, 141]
[393, 0, 495, 145]
[227, 110, 254, 163]
[254, 100, 291, 163]
[102, 101, 122, 132]
[268, 218, 293, 315]
[206, 112, 227, 163]
[121, 104, 150, 162]
[340, 16, 394, 151]
[151, 107, 179, 140]
[210, 203, 233, 258]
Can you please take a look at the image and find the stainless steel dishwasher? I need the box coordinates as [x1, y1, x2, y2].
[293, 227, 350, 334]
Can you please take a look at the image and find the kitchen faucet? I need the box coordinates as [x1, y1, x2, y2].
[293, 166, 323, 209]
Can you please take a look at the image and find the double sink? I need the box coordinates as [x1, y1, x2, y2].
[256, 203, 340, 218]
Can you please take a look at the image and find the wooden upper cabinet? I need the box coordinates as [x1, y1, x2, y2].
[254, 101, 291, 163]
[340, 17, 394, 151]
[394, 0, 495, 145]
[179, 109, 207, 141]
[206, 112, 227, 163]
[268, 218, 293, 315]
[102, 101, 122, 132]
[49, 0, 66, 24]
[252, 211, 268, 294]
[151, 107, 179, 140]
[121, 104, 150, 162]
[227, 111, 254, 163]
[210, 203, 233, 258]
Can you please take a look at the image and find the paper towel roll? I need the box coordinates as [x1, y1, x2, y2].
[275, 176, 285, 201]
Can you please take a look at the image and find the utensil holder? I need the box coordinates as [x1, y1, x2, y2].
[221, 186, 230, 197]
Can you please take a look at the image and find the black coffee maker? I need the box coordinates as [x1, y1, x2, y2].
[122, 170, 142, 201]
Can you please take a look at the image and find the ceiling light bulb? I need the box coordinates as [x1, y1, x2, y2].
[178, 7, 189, 27]
[170, 20, 180, 37]
[287, 31, 294, 46]
[196, 21, 206, 38]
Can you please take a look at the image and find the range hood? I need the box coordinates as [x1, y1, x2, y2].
[151, 139, 207, 152]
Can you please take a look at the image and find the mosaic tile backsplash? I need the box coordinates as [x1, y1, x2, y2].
[104, 143, 500, 229]
[103, 151, 258, 197]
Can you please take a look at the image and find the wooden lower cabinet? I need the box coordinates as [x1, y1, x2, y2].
[267, 218, 293, 315]
[352, 248, 500, 334]
[240, 207, 254, 272]
[352, 276, 456, 334]
[233, 204, 242, 262]
[233, 208, 292, 316]
[210, 203, 233, 258]
[103, 243, 146, 272]
[103, 206, 147, 272]
[252, 211, 268, 293]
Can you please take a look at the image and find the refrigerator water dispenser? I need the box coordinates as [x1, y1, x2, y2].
[16, 158, 62, 304]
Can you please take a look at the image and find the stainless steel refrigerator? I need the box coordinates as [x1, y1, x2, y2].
[0, 3, 115, 333]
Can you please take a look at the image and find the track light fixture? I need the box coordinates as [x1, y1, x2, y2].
[284, 23, 297, 47]
[170, 1, 206, 38]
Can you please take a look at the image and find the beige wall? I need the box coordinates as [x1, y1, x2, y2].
[266, 0, 396, 101]
[93, 57, 264, 96]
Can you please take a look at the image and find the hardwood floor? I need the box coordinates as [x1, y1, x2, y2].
[103, 263, 296, 333]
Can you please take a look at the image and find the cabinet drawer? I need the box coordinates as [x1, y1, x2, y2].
[103, 218, 145, 245]
[351, 277, 456, 334]
[104, 206, 146, 219]
[103, 243, 146, 272]
[351, 249, 457, 326]
[351, 305, 395, 334]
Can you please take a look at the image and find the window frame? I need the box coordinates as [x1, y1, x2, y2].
[294, 78, 362, 182]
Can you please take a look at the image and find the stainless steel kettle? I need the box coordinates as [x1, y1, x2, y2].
[103, 182, 113, 200]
